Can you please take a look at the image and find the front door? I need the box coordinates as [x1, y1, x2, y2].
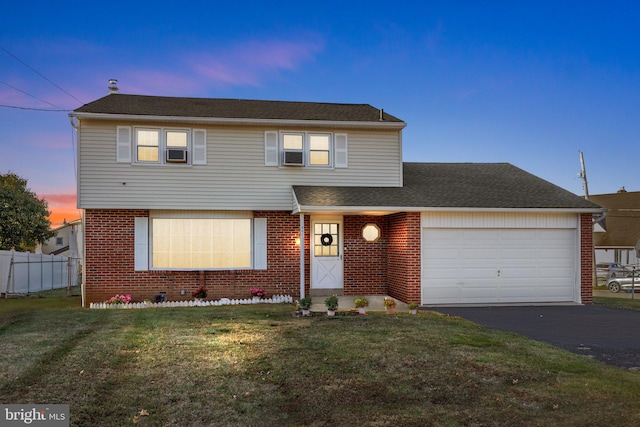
[311, 217, 344, 290]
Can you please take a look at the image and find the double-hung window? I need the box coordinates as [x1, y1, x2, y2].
[276, 132, 337, 167]
[119, 126, 205, 165]
[136, 129, 160, 162]
[165, 130, 189, 163]
[308, 134, 331, 166]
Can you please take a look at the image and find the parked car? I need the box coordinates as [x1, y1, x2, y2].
[606, 269, 640, 293]
[596, 263, 629, 279]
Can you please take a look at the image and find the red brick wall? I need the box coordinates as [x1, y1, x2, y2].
[343, 216, 388, 295]
[386, 212, 421, 304]
[83, 209, 305, 306]
[580, 212, 594, 304]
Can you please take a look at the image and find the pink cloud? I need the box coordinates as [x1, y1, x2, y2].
[41, 192, 80, 228]
[237, 39, 323, 70]
[41, 193, 76, 205]
[123, 70, 205, 96]
[61, 37, 325, 97]
[189, 37, 324, 88]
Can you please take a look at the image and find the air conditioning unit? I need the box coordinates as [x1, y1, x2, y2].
[166, 149, 187, 163]
[283, 150, 304, 166]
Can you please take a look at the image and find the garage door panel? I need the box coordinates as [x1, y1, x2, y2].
[422, 228, 577, 304]
[460, 267, 497, 279]
[461, 248, 500, 260]
[502, 267, 537, 278]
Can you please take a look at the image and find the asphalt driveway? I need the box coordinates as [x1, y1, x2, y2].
[432, 305, 640, 369]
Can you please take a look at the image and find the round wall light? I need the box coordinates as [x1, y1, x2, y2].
[362, 223, 381, 242]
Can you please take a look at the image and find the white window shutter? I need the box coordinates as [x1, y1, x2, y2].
[134, 217, 149, 271]
[334, 133, 348, 168]
[253, 218, 267, 270]
[264, 131, 279, 166]
[192, 129, 206, 165]
[117, 126, 132, 163]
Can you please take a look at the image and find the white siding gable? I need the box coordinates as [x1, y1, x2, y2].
[77, 122, 402, 210]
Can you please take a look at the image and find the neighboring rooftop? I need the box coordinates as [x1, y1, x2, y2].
[73, 93, 404, 124]
[293, 163, 603, 212]
[590, 191, 640, 247]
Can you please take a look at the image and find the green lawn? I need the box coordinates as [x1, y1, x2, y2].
[594, 295, 640, 311]
[1, 292, 639, 426]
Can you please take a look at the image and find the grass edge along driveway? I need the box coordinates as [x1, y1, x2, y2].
[1, 295, 639, 426]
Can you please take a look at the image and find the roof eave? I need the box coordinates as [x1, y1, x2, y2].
[293, 205, 604, 215]
[69, 112, 407, 130]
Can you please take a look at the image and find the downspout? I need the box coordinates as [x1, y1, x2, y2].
[69, 115, 85, 307]
[592, 210, 607, 292]
[300, 213, 305, 299]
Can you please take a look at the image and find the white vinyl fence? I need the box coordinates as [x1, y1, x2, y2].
[0, 251, 80, 295]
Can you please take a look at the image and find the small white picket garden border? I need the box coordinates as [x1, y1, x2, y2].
[90, 294, 294, 309]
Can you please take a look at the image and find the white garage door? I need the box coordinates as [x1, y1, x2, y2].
[422, 228, 577, 304]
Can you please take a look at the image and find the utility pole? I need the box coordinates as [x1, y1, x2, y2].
[579, 150, 589, 199]
[579, 150, 597, 289]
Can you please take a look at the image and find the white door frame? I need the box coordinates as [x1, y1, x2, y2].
[310, 216, 344, 290]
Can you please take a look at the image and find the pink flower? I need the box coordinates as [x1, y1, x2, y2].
[250, 287, 265, 298]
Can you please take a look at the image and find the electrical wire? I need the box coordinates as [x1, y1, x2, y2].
[0, 104, 71, 112]
[0, 45, 85, 105]
[0, 80, 63, 109]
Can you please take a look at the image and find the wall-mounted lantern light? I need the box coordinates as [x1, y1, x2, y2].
[362, 223, 381, 242]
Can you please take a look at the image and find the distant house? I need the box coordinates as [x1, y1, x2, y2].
[590, 189, 640, 266]
[40, 218, 83, 260]
[70, 91, 602, 307]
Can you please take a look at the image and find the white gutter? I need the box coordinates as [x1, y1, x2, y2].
[68, 112, 407, 130]
[293, 205, 604, 215]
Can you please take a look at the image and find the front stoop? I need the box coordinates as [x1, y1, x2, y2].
[308, 295, 409, 313]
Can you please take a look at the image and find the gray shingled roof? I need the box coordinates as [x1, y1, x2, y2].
[590, 191, 640, 247]
[74, 94, 404, 123]
[293, 163, 602, 211]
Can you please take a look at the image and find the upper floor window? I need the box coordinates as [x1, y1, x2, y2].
[309, 134, 330, 166]
[136, 129, 160, 162]
[266, 131, 346, 168]
[117, 126, 206, 165]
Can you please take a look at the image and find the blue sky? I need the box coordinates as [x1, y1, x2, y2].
[1, 1, 639, 226]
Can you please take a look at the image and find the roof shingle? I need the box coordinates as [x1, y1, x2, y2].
[293, 163, 602, 210]
[74, 94, 404, 123]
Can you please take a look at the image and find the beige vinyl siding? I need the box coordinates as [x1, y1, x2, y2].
[77, 120, 402, 209]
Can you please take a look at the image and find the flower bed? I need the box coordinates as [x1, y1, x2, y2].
[90, 294, 294, 309]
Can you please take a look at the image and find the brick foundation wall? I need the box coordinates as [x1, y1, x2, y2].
[343, 215, 388, 295]
[580, 212, 594, 304]
[84, 209, 304, 306]
[386, 212, 421, 304]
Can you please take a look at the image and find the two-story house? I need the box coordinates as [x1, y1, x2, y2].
[70, 91, 602, 307]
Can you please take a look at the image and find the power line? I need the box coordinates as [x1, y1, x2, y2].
[0, 45, 85, 105]
[0, 80, 63, 108]
[0, 104, 70, 112]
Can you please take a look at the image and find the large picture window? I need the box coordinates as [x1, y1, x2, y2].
[151, 218, 252, 269]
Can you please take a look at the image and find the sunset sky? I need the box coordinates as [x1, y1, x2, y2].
[1, 1, 639, 228]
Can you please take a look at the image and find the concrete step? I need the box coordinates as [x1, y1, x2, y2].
[306, 295, 408, 312]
